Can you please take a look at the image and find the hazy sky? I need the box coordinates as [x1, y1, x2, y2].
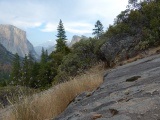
[0, 0, 128, 46]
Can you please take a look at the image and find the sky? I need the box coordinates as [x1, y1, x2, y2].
[0, 0, 129, 47]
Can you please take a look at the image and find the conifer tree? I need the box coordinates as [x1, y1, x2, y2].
[21, 55, 29, 86]
[92, 20, 104, 39]
[29, 62, 40, 88]
[27, 52, 35, 87]
[10, 53, 21, 85]
[40, 48, 48, 65]
[56, 19, 68, 53]
[37, 48, 51, 88]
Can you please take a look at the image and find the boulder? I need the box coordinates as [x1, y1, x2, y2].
[101, 34, 140, 67]
[69, 35, 88, 47]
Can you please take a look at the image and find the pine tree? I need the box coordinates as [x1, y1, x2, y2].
[92, 20, 104, 39]
[40, 48, 48, 65]
[27, 52, 35, 87]
[45, 50, 48, 60]
[30, 62, 40, 88]
[28, 52, 34, 66]
[56, 19, 68, 53]
[37, 48, 51, 88]
[21, 55, 29, 86]
[57, 19, 67, 40]
[10, 53, 21, 85]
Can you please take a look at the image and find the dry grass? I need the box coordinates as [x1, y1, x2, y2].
[122, 54, 144, 64]
[4, 63, 105, 120]
[122, 46, 160, 65]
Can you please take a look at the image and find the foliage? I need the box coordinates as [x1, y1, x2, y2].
[37, 48, 56, 89]
[105, 0, 160, 49]
[55, 19, 69, 53]
[10, 53, 21, 85]
[9, 50, 53, 89]
[55, 38, 105, 81]
[56, 19, 67, 40]
[93, 20, 104, 39]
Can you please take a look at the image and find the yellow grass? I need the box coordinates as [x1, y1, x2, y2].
[122, 46, 160, 65]
[4, 63, 105, 120]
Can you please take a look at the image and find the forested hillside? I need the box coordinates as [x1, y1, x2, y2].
[0, 43, 14, 86]
[106, 0, 160, 49]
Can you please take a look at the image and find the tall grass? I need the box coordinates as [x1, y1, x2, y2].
[4, 63, 104, 120]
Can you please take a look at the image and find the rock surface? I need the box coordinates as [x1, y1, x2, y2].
[101, 34, 140, 66]
[0, 24, 38, 59]
[69, 35, 88, 47]
[53, 53, 160, 120]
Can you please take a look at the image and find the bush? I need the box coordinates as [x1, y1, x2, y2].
[54, 38, 105, 82]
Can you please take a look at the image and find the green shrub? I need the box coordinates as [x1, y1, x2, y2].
[54, 38, 105, 82]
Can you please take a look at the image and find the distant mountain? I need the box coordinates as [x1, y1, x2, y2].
[38, 40, 55, 48]
[47, 45, 56, 54]
[69, 35, 88, 47]
[35, 35, 88, 56]
[0, 24, 38, 59]
[34, 40, 55, 56]
[34, 46, 43, 56]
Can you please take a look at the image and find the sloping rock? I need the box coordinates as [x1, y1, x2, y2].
[0, 24, 38, 59]
[53, 53, 160, 120]
[101, 34, 140, 66]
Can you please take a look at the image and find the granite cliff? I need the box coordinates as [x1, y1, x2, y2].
[69, 35, 88, 47]
[0, 25, 38, 59]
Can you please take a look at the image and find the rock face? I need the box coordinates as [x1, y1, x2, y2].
[101, 34, 140, 66]
[0, 25, 38, 59]
[69, 35, 88, 47]
[53, 53, 160, 120]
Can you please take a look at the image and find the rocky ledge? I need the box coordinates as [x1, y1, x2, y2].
[53, 53, 160, 120]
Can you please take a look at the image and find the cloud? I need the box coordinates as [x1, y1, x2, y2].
[66, 22, 93, 34]
[0, 0, 45, 29]
[11, 20, 42, 29]
[0, 0, 129, 45]
[65, 28, 92, 34]
[0, 0, 128, 30]
[41, 22, 93, 34]
[41, 23, 57, 32]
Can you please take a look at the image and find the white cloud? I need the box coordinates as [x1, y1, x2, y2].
[41, 22, 93, 34]
[66, 28, 92, 34]
[0, 0, 45, 29]
[74, 0, 128, 27]
[41, 23, 57, 32]
[0, 0, 128, 30]
[0, 0, 129, 45]
[11, 20, 42, 29]
[65, 22, 93, 34]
